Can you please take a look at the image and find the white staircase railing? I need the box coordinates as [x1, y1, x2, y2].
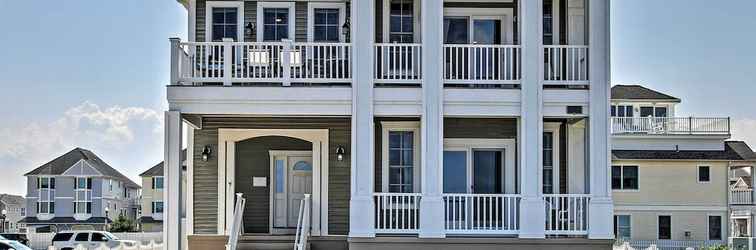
[294, 194, 311, 250]
[226, 193, 246, 250]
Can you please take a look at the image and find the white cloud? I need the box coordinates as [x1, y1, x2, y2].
[732, 118, 756, 148]
[0, 101, 163, 195]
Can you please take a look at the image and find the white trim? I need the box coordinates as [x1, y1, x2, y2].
[380, 121, 421, 193]
[614, 205, 728, 212]
[381, 0, 421, 43]
[443, 138, 517, 194]
[698, 165, 711, 183]
[257, 2, 296, 42]
[307, 2, 347, 42]
[205, 1, 244, 42]
[268, 150, 312, 234]
[543, 122, 560, 194]
[218, 129, 329, 236]
[186, 128, 194, 235]
[61, 160, 104, 177]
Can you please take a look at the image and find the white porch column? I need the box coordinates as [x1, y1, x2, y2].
[419, 0, 445, 238]
[164, 111, 183, 249]
[587, 0, 614, 239]
[519, 0, 546, 239]
[348, 0, 376, 238]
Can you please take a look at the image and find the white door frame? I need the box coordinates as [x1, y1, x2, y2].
[443, 138, 517, 194]
[218, 129, 329, 236]
[269, 150, 313, 234]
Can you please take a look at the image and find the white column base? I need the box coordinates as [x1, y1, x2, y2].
[419, 195, 445, 238]
[588, 197, 614, 239]
[348, 196, 375, 238]
[519, 196, 546, 238]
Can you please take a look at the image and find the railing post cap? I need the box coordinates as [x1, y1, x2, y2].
[222, 38, 234, 42]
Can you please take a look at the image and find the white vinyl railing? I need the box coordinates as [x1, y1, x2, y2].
[294, 194, 311, 250]
[544, 45, 589, 83]
[614, 239, 726, 250]
[443, 44, 521, 84]
[442, 194, 520, 234]
[731, 188, 754, 205]
[374, 43, 423, 84]
[226, 193, 246, 250]
[611, 117, 731, 135]
[172, 38, 352, 86]
[373, 193, 421, 233]
[543, 194, 590, 235]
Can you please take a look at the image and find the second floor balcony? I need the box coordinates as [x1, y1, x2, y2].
[611, 117, 731, 136]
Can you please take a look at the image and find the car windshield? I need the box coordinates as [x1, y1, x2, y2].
[103, 232, 119, 240]
[8, 241, 31, 250]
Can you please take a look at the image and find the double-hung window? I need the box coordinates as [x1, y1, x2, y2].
[37, 177, 55, 214]
[313, 8, 340, 42]
[211, 7, 239, 41]
[612, 166, 638, 190]
[388, 0, 415, 43]
[698, 166, 711, 183]
[152, 201, 164, 214]
[263, 8, 290, 41]
[611, 105, 634, 117]
[382, 122, 420, 193]
[74, 177, 92, 214]
[614, 215, 631, 239]
[152, 177, 164, 190]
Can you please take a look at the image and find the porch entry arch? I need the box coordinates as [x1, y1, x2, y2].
[217, 129, 330, 236]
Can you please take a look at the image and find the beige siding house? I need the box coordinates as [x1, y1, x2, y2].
[138, 150, 186, 232]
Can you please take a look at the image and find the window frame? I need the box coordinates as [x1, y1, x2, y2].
[205, 1, 245, 42]
[614, 214, 632, 239]
[256, 2, 295, 42]
[153, 177, 164, 190]
[698, 165, 711, 183]
[381, 0, 420, 43]
[307, 3, 346, 42]
[381, 121, 421, 193]
[73, 177, 93, 215]
[657, 215, 672, 240]
[543, 122, 561, 194]
[443, 138, 517, 194]
[611, 165, 639, 191]
[152, 201, 164, 214]
[707, 214, 723, 240]
[37, 177, 55, 215]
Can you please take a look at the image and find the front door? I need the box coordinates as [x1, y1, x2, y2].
[271, 151, 313, 232]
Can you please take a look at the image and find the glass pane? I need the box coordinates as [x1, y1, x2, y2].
[543, 169, 553, 194]
[224, 9, 237, 24]
[275, 159, 284, 193]
[276, 24, 288, 39]
[612, 166, 622, 189]
[709, 216, 722, 240]
[623, 166, 638, 190]
[640, 107, 654, 117]
[225, 26, 237, 40]
[402, 132, 414, 148]
[473, 150, 502, 194]
[611, 106, 617, 117]
[263, 26, 276, 41]
[617, 107, 626, 117]
[264, 9, 277, 23]
[699, 167, 710, 182]
[658, 216, 671, 239]
[389, 132, 401, 148]
[473, 20, 501, 44]
[389, 149, 401, 165]
[402, 168, 413, 185]
[212, 9, 226, 23]
[443, 151, 467, 193]
[655, 107, 668, 117]
[626, 106, 634, 117]
[401, 17, 414, 32]
[443, 18, 469, 44]
[212, 25, 225, 41]
[389, 168, 402, 186]
[276, 9, 289, 24]
[401, 149, 413, 165]
[75, 233, 89, 242]
[292, 161, 312, 171]
[326, 28, 339, 41]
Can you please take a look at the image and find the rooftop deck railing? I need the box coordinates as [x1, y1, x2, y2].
[611, 117, 731, 135]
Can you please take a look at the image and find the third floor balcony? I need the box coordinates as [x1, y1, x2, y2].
[611, 117, 731, 136]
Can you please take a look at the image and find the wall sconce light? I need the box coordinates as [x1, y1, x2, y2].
[201, 146, 212, 162]
[245, 22, 255, 36]
[336, 146, 346, 162]
[341, 19, 351, 41]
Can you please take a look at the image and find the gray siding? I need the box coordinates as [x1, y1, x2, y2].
[191, 117, 351, 235]
[295, 2, 308, 42]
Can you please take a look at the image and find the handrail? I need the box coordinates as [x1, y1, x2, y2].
[226, 193, 246, 250]
[611, 117, 731, 135]
[294, 194, 311, 250]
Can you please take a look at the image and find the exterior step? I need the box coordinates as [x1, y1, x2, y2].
[237, 235, 305, 250]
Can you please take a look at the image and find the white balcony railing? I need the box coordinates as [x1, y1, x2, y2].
[172, 39, 352, 86]
[443, 44, 522, 84]
[442, 193, 520, 234]
[374, 43, 423, 84]
[543, 194, 590, 235]
[543, 45, 589, 83]
[373, 193, 421, 233]
[611, 117, 731, 135]
[731, 188, 754, 205]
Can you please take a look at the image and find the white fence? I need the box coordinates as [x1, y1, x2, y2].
[443, 44, 521, 84]
[543, 45, 589, 83]
[614, 239, 726, 250]
[731, 237, 756, 250]
[27, 232, 163, 250]
[373, 193, 421, 233]
[543, 194, 590, 235]
[442, 194, 520, 234]
[731, 188, 754, 205]
[611, 117, 730, 135]
[374, 43, 423, 84]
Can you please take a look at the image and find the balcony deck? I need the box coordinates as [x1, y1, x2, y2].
[611, 117, 730, 136]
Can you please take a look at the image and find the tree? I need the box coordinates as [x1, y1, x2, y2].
[109, 215, 136, 232]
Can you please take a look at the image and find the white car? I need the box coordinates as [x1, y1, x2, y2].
[51, 231, 137, 250]
[0, 240, 31, 250]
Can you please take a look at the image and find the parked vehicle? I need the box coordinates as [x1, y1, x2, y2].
[50, 231, 137, 250]
[0, 240, 31, 250]
[0, 234, 28, 246]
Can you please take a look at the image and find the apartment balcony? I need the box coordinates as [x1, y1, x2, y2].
[611, 117, 731, 136]
[730, 188, 754, 205]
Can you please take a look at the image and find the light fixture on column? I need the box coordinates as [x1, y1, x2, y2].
[336, 146, 346, 162]
[202, 146, 212, 162]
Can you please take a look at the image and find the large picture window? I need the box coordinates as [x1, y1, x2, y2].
[612, 166, 638, 190]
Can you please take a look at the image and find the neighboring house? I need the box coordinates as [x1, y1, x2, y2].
[138, 149, 187, 232]
[609, 85, 752, 245]
[18, 148, 141, 233]
[727, 147, 756, 238]
[0, 194, 26, 233]
[165, 0, 612, 250]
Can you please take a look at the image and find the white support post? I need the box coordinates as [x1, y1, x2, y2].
[519, 0, 546, 239]
[222, 38, 233, 86]
[348, 0, 375, 238]
[282, 39, 293, 87]
[587, 0, 614, 239]
[164, 111, 183, 250]
[170, 38, 181, 85]
[419, 0, 445, 238]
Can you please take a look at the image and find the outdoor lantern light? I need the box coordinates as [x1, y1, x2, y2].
[336, 146, 346, 161]
[342, 19, 351, 39]
[202, 146, 212, 162]
[245, 22, 255, 36]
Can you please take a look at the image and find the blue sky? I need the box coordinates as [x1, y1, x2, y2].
[0, 0, 754, 195]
